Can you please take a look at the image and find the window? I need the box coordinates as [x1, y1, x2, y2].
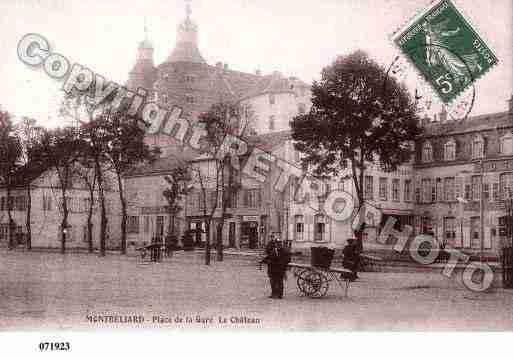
[185, 75, 195, 83]
[493, 182, 500, 201]
[444, 217, 456, 241]
[144, 216, 150, 234]
[422, 178, 431, 203]
[472, 136, 484, 159]
[298, 103, 306, 115]
[269, 93, 276, 105]
[444, 177, 455, 201]
[269, 115, 275, 131]
[42, 195, 52, 211]
[392, 179, 400, 202]
[422, 142, 433, 162]
[337, 181, 345, 191]
[227, 190, 238, 209]
[483, 183, 490, 201]
[294, 215, 304, 241]
[500, 133, 513, 155]
[127, 216, 140, 234]
[243, 189, 261, 208]
[470, 217, 480, 248]
[364, 176, 374, 200]
[185, 94, 194, 104]
[436, 178, 443, 202]
[404, 179, 412, 202]
[209, 191, 218, 208]
[464, 182, 471, 200]
[379, 178, 388, 201]
[471, 176, 481, 201]
[314, 214, 326, 241]
[0, 224, 8, 241]
[444, 140, 456, 161]
[500, 173, 513, 199]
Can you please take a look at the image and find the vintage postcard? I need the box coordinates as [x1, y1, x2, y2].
[1, 0, 512, 356]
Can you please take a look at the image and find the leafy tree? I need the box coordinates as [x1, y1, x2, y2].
[0, 111, 23, 249]
[196, 102, 246, 263]
[291, 51, 422, 248]
[33, 127, 83, 254]
[15, 117, 44, 251]
[162, 165, 191, 250]
[98, 110, 159, 255]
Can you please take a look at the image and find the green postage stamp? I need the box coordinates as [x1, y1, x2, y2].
[392, 0, 498, 104]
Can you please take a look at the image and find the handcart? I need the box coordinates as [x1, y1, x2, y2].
[288, 262, 355, 298]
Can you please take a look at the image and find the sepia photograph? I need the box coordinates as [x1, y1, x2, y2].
[0, 0, 512, 355]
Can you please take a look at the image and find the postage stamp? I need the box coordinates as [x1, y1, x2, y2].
[392, 0, 498, 104]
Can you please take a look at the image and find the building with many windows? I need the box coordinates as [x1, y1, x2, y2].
[0, 168, 121, 249]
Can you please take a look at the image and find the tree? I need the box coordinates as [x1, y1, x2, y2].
[34, 127, 83, 254]
[15, 117, 44, 251]
[78, 116, 113, 256]
[197, 102, 246, 263]
[291, 51, 422, 248]
[0, 111, 23, 249]
[76, 164, 97, 253]
[162, 165, 191, 249]
[98, 110, 159, 255]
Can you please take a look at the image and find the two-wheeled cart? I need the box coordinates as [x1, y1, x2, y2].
[288, 262, 355, 298]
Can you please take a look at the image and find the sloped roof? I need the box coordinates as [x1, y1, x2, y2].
[167, 41, 206, 64]
[248, 130, 292, 152]
[239, 73, 295, 101]
[423, 111, 513, 138]
[126, 149, 197, 177]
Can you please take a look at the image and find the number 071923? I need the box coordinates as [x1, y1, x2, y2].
[38, 342, 70, 351]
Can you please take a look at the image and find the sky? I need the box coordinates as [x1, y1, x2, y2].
[0, 0, 511, 127]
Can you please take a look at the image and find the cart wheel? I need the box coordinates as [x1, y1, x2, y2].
[296, 269, 317, 296]
[305, 271, 329, 298]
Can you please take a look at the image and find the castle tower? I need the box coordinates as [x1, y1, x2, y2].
[127, 21, 157, 91]
[166, 0, 206, 64]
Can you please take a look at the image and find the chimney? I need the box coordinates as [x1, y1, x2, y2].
[509, 94, 513, 114]
[215, 61, 222, 68]
[255, 69, 261, 76]
[439, 106, 448, 122]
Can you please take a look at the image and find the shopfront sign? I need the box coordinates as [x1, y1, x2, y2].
[242, 215, 259, 222]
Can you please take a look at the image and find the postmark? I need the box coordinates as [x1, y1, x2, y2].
[392, 0, 498, 104]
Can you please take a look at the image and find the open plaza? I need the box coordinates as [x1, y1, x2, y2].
[1, 248, 512, 331]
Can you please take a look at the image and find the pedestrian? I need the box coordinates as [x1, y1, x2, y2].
[342, 238, 360, 280]
[260, 235, 291, 299]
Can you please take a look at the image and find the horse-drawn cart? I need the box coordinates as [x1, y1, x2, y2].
[288, 262, 355, 298]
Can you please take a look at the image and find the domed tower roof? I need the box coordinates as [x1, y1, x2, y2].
[126, 21, 157, 91]
[166, 0, 206, 64]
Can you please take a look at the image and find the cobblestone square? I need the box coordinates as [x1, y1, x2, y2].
[1, 249, 512, 331]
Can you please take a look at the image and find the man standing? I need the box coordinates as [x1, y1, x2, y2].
[260, 235, 291, 299]
[342, 238, 360, 280]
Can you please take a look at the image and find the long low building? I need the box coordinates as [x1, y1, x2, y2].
[0, 168, 121, 250]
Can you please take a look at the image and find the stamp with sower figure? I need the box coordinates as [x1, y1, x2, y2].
[392, 0, 498, 104]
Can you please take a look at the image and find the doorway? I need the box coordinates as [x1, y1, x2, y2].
[241, 221, 258, 249]
[156, 216, 164, 243]
[228, 222, 236, 248]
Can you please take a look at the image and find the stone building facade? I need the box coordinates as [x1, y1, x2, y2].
[413, 101, 513, 255]
[126, 6, 311, 157]
[0, 169, 121, 249]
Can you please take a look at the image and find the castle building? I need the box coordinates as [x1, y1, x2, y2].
[122, 3, 312, 249]
[126, 4, 311, 156]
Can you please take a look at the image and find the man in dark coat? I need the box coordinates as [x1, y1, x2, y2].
[260, 236, 291, 299]
[342, 238, 361, 280]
